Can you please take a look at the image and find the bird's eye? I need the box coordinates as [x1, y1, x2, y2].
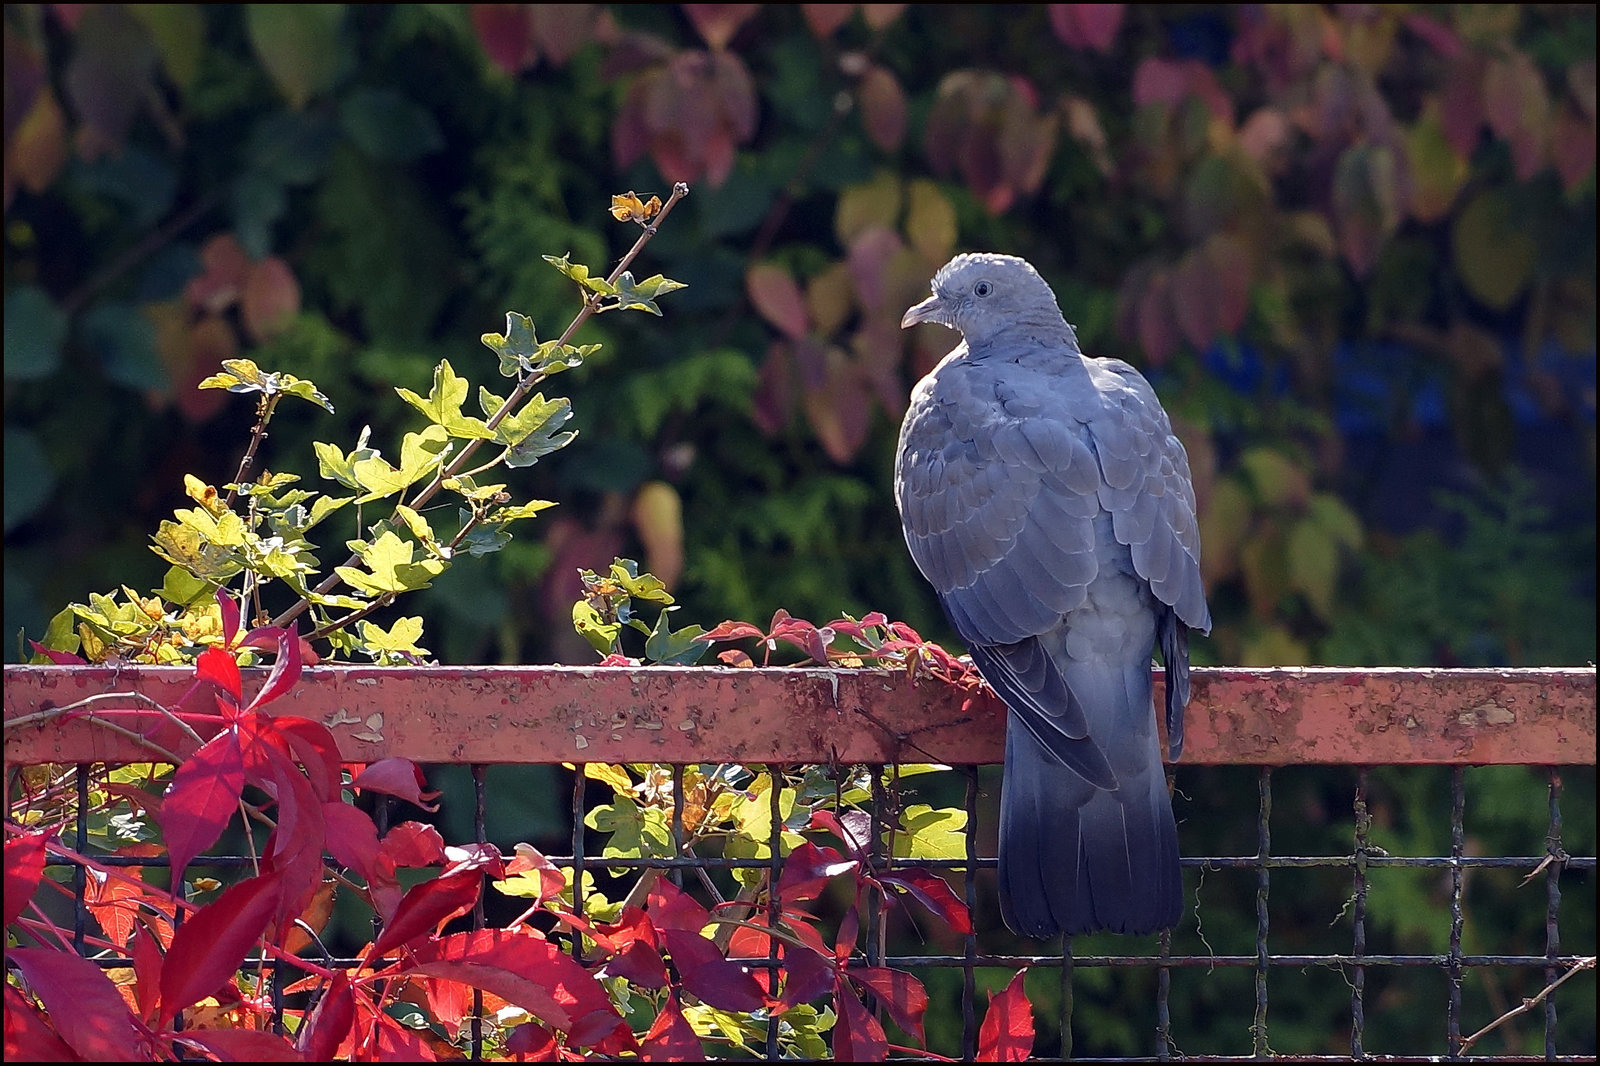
[974, 281, 993, 297]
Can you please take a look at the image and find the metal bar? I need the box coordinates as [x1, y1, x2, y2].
[1352, 769, 1369, 1061]
[471, 764, 487, 1061]
[1254, 768, 1271, 1058]
[1545, 768, 1563, 1060]
[1448, 767, 1465, 1059]
[8, 666, 1594, 767]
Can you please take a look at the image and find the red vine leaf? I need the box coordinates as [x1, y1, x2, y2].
[178, 1027, 303, 1061]
[662, 928, 771, 1012]
[8, 946, 144, 1061]
[777, 840, 859, 901]
[322, 801, 381, 882]
[296, 971, 355, 1061]
[846, 966, 929, 1044]
[978, 969, 1036, 1062]
[369, 855, 492, 958]
[3, 831, 48, 928]
[159, 730, 245, 891]
[832, 974, 889, 1061]
[3, 983, 80, 1061]
[159, 871, 282, 1028]
[639, 993, 701, 1061]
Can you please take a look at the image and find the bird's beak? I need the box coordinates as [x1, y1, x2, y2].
[901, 293, 946, 329]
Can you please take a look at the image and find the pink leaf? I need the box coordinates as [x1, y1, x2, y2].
[774, 944, 836, 1010]
[241, 256, 301, 343]
[1048, 4, 1124, 52]
[4, 832, 48, 929]
[159, 871, 282, 1028]
[802, 4, 855, 38]
[682, 4, 760, 50]
[977, 969, 1035, 1062]
[470, 4, 533, 74]
[159, 731, 245, 891]
[858, 66, 907, 151]
[27, 641, 84, 664]
[746, 263, 810, 340]
[351, 758, 441, 811]
[7, 947, 143, 1060]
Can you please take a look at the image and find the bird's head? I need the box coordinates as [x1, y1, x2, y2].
[900, 252, 1070, 348]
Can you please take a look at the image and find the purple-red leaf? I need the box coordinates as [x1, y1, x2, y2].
[159, 731, 245, 891]
[196, 645, 243, 706]
[877, 868, 973, 934]
[747, 263, 810, 340]
[8, 947, 144, 1061]
[775, 944, 836, 1009]
[28, 641, 84, 664]
[323, 801, 381, 882]
[640, 993, 701, 1061]
[846, 967, 929, 1044]
[178, 1028, 303, 1061]
[662, 929, 770, 1012]
[778, 840, 859, 902]
[406, 928, 621, 1038]
[243, 624, 302, 711]
[832, 975, 889, 1061]
[370, 863, 485, 958]
[647, 878, 712, 932]
[3, 982, 81, 1061]
[296, 972, 355, 1061]
[350, 757, 441, 811]
[978, 969, 1035, 1062]
[4, 831, 48, 928]
[271, 716, 343, 803]
[216, 586, 241, 647]
[159, 871, 282, 1028]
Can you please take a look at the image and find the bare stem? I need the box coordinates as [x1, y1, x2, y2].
[1457, 955, 1596, 1054]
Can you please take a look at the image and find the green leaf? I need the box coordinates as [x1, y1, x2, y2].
[481, 311, 539, 378]
[246, 4, 346, 110]
[395, 360, 495, 440]
[150, 522, 243, 582]
[306, 494, 353, 531]
[335, 530, 446, 594]
[488, 500, 557, 523]
[572, 601, 621, 656]
[608, 562, 674, 605]
[338, 87, 444, 161]
[392, 503, 435, 544]
[3, 286, 67, 381]
[1453, 190, 1537, 310]
[543, 253, 617, 295]
[314, 433, 379, 489]
[81, 301, 167, 391]
[604, 271, 689, 316]
[644, 609, 708, 665]
[894, 804, 967, 860]
[199, 358, 333, 412]
[502, 406, 577, 468]
[157, 566, 212, 608]
[456, 521, 512, 557]
[3, 427, 54, 534]
[358, 616, 430, 657]
[1288, 516, 1341, 618]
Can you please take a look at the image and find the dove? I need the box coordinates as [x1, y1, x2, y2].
[894, 253, 1211, 937]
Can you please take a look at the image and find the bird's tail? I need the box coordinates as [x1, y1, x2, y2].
[998, 660, 1182, 938]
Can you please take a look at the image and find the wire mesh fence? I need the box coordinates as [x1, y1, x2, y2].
[6, 665, 1597, 1060]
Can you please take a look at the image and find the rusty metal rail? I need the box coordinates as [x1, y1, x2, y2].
[5, 665, 1595, 1060]
[4, 665, 1594, 766]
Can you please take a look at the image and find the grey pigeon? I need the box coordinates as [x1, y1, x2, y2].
[894, 253, 1211, 938]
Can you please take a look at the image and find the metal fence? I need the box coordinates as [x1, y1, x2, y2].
[5, 665, 1596, 1060]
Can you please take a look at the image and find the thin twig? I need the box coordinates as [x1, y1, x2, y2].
[1456, 956, 1596, 1054]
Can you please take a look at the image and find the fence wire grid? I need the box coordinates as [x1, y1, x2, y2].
[20, 755, 1597, 1062]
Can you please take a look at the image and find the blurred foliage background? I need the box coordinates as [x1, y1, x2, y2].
[4, 4, 1594, 1058]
